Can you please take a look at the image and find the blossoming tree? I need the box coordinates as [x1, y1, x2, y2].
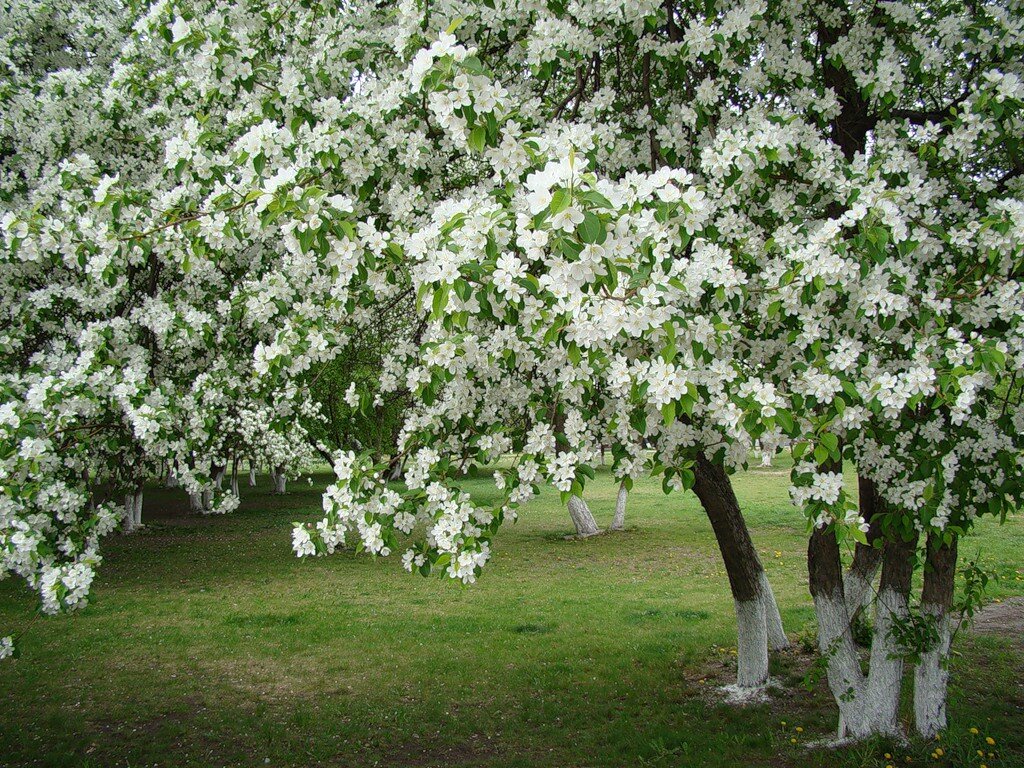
[2, 0, 1023, 744]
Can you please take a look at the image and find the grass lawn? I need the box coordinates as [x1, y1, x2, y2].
[1, 464, 1021, 768]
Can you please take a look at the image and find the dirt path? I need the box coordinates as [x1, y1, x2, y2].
[970, 597, 1024, 645]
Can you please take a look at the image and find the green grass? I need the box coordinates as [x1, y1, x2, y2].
[1, 464, 1021, 768]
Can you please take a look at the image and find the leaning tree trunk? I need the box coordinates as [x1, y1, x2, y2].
[691, 454, 788, 696]
[610, 481, 628, 531]
[567, 495, 601, 537]
[914, 532, 958, 738]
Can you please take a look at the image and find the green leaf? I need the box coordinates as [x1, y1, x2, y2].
[662, 401, 676, 427]
[549, 188, 571, 215]
[577, 212, 604, 244]
[468, 125, 486, 153]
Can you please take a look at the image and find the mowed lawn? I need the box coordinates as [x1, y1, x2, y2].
[1, 464, 1022, 768]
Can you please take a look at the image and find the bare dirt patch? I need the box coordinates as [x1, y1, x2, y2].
[970, 597, 1024, 645]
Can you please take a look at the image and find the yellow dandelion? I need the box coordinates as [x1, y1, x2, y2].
[985, 737, 995, 746]
[885, 754, 893, 760]
[795, 727, 803, 733]
[970, 728, 979, 735]
[935, 748, 944, 757]
[977, 750, 985, 757]
[790, 737, 797, 744]
[930, 752, 938, 760]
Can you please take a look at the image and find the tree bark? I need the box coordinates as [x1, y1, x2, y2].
[567, 495, 601, 537]
[230, 455, 240, 497]
[248, 461, 257, 487]
[273, 465, 287, 494]
[691, 454, 787, 693]
[809, 520, 918, 740]
[864, 531, 917, 737]
[844, 476, 884, 617]
[808, 524, 868, 736]
[914, 532, 958, 738]
[610, 481, 628, 530]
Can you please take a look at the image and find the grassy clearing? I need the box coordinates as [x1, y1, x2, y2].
[1, 465, 1021, 768]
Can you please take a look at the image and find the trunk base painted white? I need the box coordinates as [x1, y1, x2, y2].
[567, 495, 600, 537]
[734, 597, 770, 691]
[843, 571, 874, 618]
[273, 466, 287, 494]
[123, 489, 144, 532]
[610, 483, 628, 530]
[863, 587, 907, 738]
[249, 466, 257, 486]
[914, 610, 951, 738]
[759, 571, 789, 651]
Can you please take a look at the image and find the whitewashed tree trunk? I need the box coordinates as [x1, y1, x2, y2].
[248, 462, 257, 487]
[734, 596, 770, 691]
[691, 454, 785, 697]
[760, 571, 789, 651]
[610, 482, 628, 530]
[122, 485, 144, 531]
[844, 477, 884, 617]
[273, 465, 287, 494]
[566, 495, 600, 537]
[123, 492, 137, 533]
[213, 467, 225, 492]
[809, 526, 916, 740]
[166, 471, 179, 488]
[914, 533, 958, 738]
[189, 492, 204, 514]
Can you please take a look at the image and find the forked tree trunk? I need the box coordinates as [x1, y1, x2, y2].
[914, 532, 958, 738]
[123, 485, 144, 532]
[808, 522, 917, 740]
[567, 495, 601, 537]
[610, 482, 628, 530]
[691, 454, 788, 695]
[273, 465, 287, 494]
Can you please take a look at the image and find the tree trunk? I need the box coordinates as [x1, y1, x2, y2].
[692, 454, 787, 694]
[230, 455, 240, 497]
[567, 495, 601, 537]
[273, 465, 287, 494]
[189, 492, 204, 514]
[808, 521, 917, 740]
[844, 476, 884, 617]
[864, 532, 917, 737]
[133, 488, 144, 528]
[914, 532, 958, 738]
[249, 462, 257, 487]
[610, 481, 628, 530]
[166, 471, 179, 488]
[808, 524, 869, 737]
